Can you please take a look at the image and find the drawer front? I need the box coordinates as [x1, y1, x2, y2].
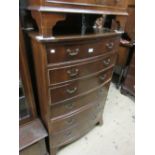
[48, 53, 116, 86]
[50, 106, 103, 148]
[46, 37, 119, 64]
[49, 68, 113, 105]
[50, 102, 103, 133]
[50, 82, 110, 118]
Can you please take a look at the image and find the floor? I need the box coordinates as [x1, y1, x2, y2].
[58, 83, 135, 155]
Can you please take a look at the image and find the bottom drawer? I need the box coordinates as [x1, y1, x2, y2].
[50, 111, 102, 148]
[50, 101, 103, 133]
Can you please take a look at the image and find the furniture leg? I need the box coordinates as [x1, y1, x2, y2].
[98, 116, 103, 126]
[50, 148, 57, 155]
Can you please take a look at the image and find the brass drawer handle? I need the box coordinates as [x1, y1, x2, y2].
[99, 75, 106, 81]
[66, 87, 77, 94]
[65, 103, 74, 109]
[103, 58, 111, 66]
[106, 42, 114, 49]
[67, 48, 79, 56]
[67, 68, 79, 77]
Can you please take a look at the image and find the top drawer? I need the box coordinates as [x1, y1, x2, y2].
[46, 36, 120, 64]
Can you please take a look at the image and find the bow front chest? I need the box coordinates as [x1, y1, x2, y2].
[26, 0, 128, 154]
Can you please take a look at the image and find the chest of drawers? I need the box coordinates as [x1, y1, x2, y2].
[29, 33, 120, 154]
[26, 1, 127, 154]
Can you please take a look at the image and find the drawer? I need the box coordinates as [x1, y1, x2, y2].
[50, 102, 102, 133]
[46, 37, 120, 64]
[50, 108, 102, 148]
[48, 53, 116, 86]
[50, 82, 110, 118]
[49, 68, 113, 105]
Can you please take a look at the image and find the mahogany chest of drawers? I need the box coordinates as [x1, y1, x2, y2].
[26, 1, 128, 154]
[29, 33, 120, 154]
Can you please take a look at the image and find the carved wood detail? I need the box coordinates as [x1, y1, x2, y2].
[31, 11, 66, 36]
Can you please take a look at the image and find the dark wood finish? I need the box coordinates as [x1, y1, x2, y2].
[128, 0, 135, 6]
[49, 68, 113, 104]
[125, 5, 135, 41]
[46, 0, 127, 8]
[50, 111, 103, 148]
[50, 102, 103, 133]
[29, 32, 120, 155]
[48, 53, 116, 86]
[30, 31, 122, 42]
[50, 82, 110, 118]
[20, 140, 47, 155]
[19, 119, 48, 151]
[114, 0, 134, 88]
[19, 23, 37, 125]
[117, 45, 129, 65]
[26, 1, 127, 154]
[28, 0, 128, 12]
[121, 48, 135, 96]
[27, 0, 128, 36]
[31, 11, 66, 36]
[19, 21, 48, 155]
[46, 37, 119, 64]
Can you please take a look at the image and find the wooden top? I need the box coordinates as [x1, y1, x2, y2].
[19, 119, 48, 151]
[29, 31, 123, 43]
[27, 6, 128, 15]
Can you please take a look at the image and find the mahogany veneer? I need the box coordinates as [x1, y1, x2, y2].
[27, 1, 127, 154]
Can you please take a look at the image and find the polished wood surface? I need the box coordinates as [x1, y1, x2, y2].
[121, 48, 135, 95]
[117, 45, 129, 65]
[28, 0, 128, 12]
[20, 140, 47, 155]
[19, 23, 37, 125]
[48, 53, 116, 86]
[125, 5, 135, 41]
[27, 0, 128, 37]
[19, 21, 48, 155]
[19, 119, 48, 151]
[26, 1, 127, 154]
[49, 68, 113, 104]
[50, 82, 110, 118]
[30, 32, 120, 155]
[46, 36, 119, 64]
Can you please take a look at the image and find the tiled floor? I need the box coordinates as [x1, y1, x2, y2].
[58, 83, 135, 155]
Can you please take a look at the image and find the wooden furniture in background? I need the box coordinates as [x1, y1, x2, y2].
[121, 47, 135, 96]
[114, 0, 135, 88]
[125, 5, 135, 41]
[19, 22, 37, 125]
[19, 22, 48, 155]
[25, 1, 128, 154]
[19, 119, 48, 155]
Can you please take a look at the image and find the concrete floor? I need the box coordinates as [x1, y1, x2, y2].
[58, 83, 135, 155]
